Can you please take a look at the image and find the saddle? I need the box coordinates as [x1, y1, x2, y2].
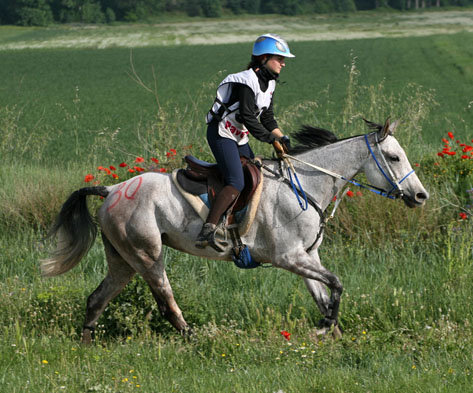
[176, 155, 262, 219]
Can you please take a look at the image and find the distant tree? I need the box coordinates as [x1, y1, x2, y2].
[241, 0, 260, 13]
[185, 0, 202, 16]
[226, 0, 243, 14]
[201, 0, 221, 16]
[81, 1, 105, 22]
[15, 0, 54, 25]
[280, 0, 303, 14]
[260, 0, 277, 13]
[335, 0, 357, 11]
[354, 0, 376, 9]
[105, 6, 116, 22]
[313, 0, 337, 12]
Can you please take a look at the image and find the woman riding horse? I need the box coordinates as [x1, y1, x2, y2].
[195, 33, 294, 251]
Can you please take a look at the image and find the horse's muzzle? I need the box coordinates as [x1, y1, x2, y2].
[402, 191, 429, 208]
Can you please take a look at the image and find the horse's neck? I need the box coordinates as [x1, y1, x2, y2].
[296, 136, 367, 210]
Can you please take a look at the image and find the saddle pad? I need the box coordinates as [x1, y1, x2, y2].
[171, 168, 263, 237]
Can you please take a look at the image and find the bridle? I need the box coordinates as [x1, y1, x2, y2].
[281, 132, 416, 202]
[363, 132, 415, 199]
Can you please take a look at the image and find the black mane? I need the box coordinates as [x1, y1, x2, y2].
[289, 125, 339, 154]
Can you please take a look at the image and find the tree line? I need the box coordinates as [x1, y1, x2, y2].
[1, 0, 472, 26]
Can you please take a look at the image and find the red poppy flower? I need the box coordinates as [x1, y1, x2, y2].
[109, 165, 116, 171]
[170, 148, 177, 155]
[280, 330, 291, 341]
[97, 166, 106, 171]
[159, 168, 166, 173]
[112, 173, 119, 179]
[461, 155, 469, 159]
[434, 162, 439, 166]
[332, 196, 337, 201]
[135, 157, 144, 163]
[463, 146, 473, 152]
[347, 190, 354, 197]
[128, 168, 135, 173]
[151, 157, 159, 164]
[119, 162, 128, 167]
[447, 132, 454, 139]
[134, 166, 145, 172]
[446, 151, 456, 156]
[356, 191, 363, 196]
[442, 138, 449, 144]
[459, 212, 467, 220]
[437, 152, 444, 157]
[166, 152, 171, 158]
[84, 174, 94, 183]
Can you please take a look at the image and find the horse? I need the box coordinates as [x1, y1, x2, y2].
[41, 118, 429, 343]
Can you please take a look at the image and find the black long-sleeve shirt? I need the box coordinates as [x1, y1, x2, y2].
[224, 67, 279, 144]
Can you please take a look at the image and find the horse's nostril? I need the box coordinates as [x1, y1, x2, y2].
[416, 192, 428, 201]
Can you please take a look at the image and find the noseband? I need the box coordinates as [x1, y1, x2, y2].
[364, 133, 415, 199]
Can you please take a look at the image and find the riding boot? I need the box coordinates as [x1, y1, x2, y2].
[195, 185, 240, 251]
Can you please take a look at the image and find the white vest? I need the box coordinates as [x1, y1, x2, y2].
[206, 69, 276, 145]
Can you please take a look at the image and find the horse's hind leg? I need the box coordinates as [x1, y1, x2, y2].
[82, 234, 135, 344]
[139, 255, 189, 333]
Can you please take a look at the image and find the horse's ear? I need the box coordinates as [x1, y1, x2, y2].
[388, 119, 399, 134]
[378, 117, 394, 140]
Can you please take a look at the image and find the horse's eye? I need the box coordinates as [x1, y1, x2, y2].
[389, 155, 400, 162]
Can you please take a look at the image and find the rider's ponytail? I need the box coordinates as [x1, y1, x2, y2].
[247, 55, 268, 70]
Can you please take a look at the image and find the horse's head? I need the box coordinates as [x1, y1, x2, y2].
[362, 118, 429, 208]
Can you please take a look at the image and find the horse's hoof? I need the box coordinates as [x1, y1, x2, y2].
[315, 327, 329, 336]
[332, 325, 343, 340]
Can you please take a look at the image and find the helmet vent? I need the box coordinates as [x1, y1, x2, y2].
[275, 41, 286, 52]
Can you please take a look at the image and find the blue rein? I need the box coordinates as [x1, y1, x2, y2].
[287, 167, 309, 211]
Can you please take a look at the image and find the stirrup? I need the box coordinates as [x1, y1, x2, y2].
[195, 223, 228, 252]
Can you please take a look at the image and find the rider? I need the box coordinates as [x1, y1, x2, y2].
[195, 33, 294, 251]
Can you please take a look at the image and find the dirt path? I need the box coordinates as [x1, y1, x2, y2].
[0, 10, 472, 50]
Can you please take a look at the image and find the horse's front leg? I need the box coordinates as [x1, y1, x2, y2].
[276, 248, 343, 329]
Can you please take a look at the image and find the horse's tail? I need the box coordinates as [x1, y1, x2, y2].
[41, 186, 110, 277]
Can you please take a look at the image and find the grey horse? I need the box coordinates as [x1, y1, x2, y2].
[42, 119, 428, 343]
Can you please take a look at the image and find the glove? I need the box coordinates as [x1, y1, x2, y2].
[280, 135, 291, 153]
[273, 140, 285, 157]
[273, 135, 290, 158]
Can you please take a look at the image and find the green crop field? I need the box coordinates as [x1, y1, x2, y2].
[1, 10, 473, 393]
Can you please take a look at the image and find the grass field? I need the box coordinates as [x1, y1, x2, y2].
[1, 10, 473, 393]
[1, 11, 472, 166]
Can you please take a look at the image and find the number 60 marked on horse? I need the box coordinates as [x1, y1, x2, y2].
[107, 176, 143, 211]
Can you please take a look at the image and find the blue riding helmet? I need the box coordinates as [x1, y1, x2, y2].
[252, 34, 295, 58]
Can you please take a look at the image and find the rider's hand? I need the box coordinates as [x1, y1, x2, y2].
[273, 135, 290, 158]
[279, 135, 291, 153]
[273, 140, 284, 157]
